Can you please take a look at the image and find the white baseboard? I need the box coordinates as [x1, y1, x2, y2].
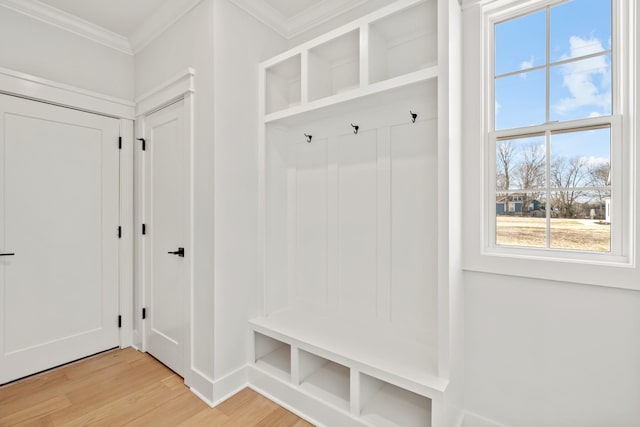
[462, 411, 511, 427]
[188, 365, 249, 407]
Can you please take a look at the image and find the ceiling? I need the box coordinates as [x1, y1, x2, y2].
[0, 0, 369, 54]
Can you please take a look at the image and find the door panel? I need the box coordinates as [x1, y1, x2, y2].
[144, 100, 186, 376]
[0, 94, 120, 384]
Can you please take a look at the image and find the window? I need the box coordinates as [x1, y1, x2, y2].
[486, 0, 632, 262]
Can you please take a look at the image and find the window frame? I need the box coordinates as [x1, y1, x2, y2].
[462, 0, 638, 290]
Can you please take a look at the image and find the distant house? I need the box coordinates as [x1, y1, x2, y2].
[496, 194, 540, 215]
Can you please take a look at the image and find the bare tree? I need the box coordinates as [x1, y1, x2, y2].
[515, 142, 545, 215]
[496, 140, 515, 213]
[588, 161, 611, 218]
[551, 156, 589, 218]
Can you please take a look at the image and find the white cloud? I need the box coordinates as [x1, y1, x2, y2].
[588, 111, 602, 118]
[583, 156, 610, 167]
[520, 56, 535, 70]
[553, 36, 611, 116]
[519, 56, 534, 79]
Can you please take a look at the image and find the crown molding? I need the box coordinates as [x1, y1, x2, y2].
[287, 0, 368, 38]
[0, 0, 132, 54]
[129, 0, 204, 54]
[228, 0, 370, 39]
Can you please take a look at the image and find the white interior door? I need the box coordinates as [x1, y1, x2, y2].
[0, 94, 120, 384]
[143, 100, 187, 377]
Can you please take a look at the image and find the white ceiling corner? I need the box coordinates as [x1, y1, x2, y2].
[129, 0, 204, 54]
[287, 0, 369, 38]
[228, 0, 370, 39]
[228, 0, 290, 38]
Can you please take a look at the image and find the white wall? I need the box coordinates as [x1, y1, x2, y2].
[461, 2, 640, 426]
[212, 0, 286, 379]
[464, 273, 640, 427]
[134, 0, 216, 382]
[0, 7, 134, 100]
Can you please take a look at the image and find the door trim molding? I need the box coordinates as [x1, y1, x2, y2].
[0, 66, 135, 119]
[135, 68, 196, 117]
[135, 68, 195, 389]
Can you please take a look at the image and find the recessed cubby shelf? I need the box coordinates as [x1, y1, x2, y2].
[254, 332, 291, 382]
[299, 350, 351, 412]
[360, 374, 432, 427]
[368, 0, 437, 84]
[308, 29, 360, 102]
[265, 54, 301, 115]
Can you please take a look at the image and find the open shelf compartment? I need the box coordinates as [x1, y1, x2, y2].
[308, 29, 360, 102]
[368, 0, 438, 84]
[360, 373, 432, 427]
[254, 332, 291, 382]
[298, 349, 351, 412]
[265, 54, 302, 114]
[250, 309, 446, 398]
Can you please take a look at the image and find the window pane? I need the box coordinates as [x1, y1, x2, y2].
[550, 127, 611, 190]
[550, 0, 611, 64]
[496, 199, 547, 248]
[550, 54, 612, 122]
[495, 10, 546, 76]
[495, 69, 546, 130]
[496, 135, 546, 190]
[550, 191, 611, 252]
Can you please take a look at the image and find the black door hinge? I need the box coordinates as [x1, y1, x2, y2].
[142, 224, 146, 235]
[118, 136, 122, 150]
[118, 226, 122, 239]
[142, 308, 146, 319]
[118, 315, 122, 328]
[137, 138, 146, 151]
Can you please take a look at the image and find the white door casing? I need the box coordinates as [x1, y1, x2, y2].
[141, 99, 189, 377]
[0, 93, 120, 384]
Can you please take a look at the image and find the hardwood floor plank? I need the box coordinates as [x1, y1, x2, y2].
[0, 349, 314, 427]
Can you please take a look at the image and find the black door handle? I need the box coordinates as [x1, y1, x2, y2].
[0, 253, 15, 256]
[168, 247, 184, 257]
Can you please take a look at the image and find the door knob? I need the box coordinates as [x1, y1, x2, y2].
[167, 247, 184, 257]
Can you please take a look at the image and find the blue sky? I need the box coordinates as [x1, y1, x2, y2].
[494, 0, 611, 163]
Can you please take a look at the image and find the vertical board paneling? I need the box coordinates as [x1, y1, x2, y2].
[390, 119, 438, 341]
[337, 130, 378, 318]
[295, 139, 328, 305]
[266, 130, 290, 313]
[376, 127, 392, 321]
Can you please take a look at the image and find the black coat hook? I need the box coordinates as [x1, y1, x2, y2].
[351, 123, 359, 135]
[304, 133, 312, 143]
[410, 111, 418, 123]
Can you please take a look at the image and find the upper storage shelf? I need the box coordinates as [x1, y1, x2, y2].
[368, 0, 437, 84]
[260, 0, 437, 123]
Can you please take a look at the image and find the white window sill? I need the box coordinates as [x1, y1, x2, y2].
[463, 249, 639, 292]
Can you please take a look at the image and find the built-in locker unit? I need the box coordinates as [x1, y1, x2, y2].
[252, 0, 457, 425]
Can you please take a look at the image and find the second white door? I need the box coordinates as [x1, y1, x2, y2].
[143, 100, 188, 377]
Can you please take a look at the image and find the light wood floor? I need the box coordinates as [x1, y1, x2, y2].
[0, 348, 314, 426]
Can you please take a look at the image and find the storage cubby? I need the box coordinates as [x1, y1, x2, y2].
[308, 29, 360, 101]
[265, 55, 301, 114]
[298, 350, 350, 412]
[368, 0, 437, 84]
[360, 374, 432, 427]
[255, 1, 458, 425]
[254, 332, 291, 381]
